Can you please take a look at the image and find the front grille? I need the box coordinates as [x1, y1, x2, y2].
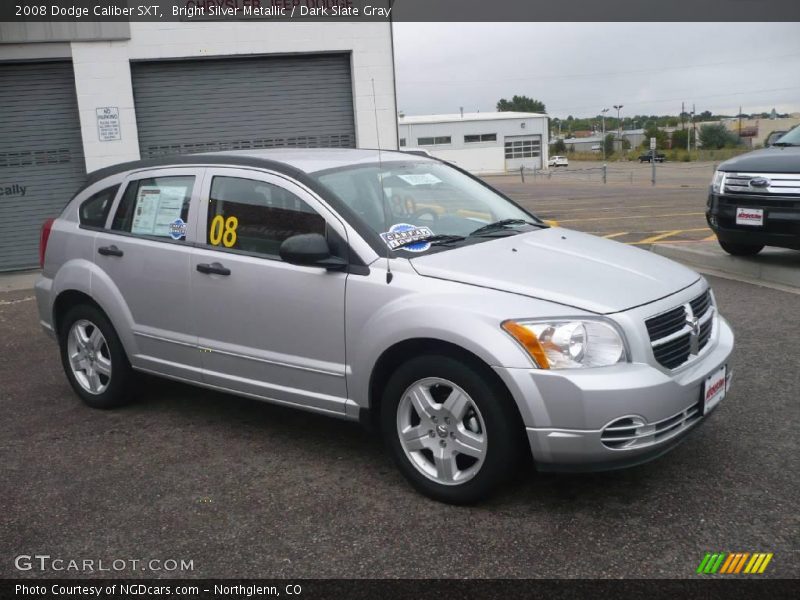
[601, 400, 703, 449]
[645, 305, 687, 341]
[690, 290, 711, 318]
[653, 333, 692, 369]
[718, 195, 800, 209]
[723, 172, 800, 197]
[645, 290, 715, 370]
[698, 318, 713, 349]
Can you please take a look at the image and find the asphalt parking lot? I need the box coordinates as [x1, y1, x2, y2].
[1, 270, 798, 578]
[486, 160, 718, 246]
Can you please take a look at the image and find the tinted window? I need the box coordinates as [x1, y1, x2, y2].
[465, 134, 497, 143]
[79, 185, 119, 228]
[111, 176, 194, 241]
[207, 177, 325, 258]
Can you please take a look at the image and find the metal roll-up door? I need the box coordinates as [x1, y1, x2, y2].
[131, 53, 356, 159]
[0, 62, 86, 271]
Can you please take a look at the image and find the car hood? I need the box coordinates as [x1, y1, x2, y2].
[719, 145, 800, 172]
[409, 228, 700, 314]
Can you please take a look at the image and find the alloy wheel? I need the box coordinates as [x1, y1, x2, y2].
[66, 319, 112, 395]
[396, 377, 487, 485]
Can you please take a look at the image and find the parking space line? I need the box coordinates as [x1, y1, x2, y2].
[602, 232, 628, 239]
[637, 230, 683, 244]
[558, 212, 705, 223]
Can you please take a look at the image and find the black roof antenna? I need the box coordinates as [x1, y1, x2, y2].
[372, 78, 393, 284]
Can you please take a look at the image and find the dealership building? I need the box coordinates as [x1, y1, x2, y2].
[398, 112, 549, 174]
[0, 21, 398, 271]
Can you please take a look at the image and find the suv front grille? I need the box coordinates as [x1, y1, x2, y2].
[723, 172, 800, 197]
[645, 290, 715, 370]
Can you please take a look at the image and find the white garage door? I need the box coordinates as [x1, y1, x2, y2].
[504, 135, 542, 171]
[0, 62, 86, 271]
[131, 53, 356, 159]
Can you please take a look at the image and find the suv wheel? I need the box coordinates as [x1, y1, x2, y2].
[381, 355, 522, 504]
[718, 239, 764, 256]
[59, 304, 135, 409]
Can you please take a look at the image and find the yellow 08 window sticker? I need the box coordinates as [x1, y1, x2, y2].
[209, 215, 238, 248]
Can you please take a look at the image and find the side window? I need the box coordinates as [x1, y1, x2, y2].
[79, 185, 119, 228]
[207, 176, 326, 258]
[111, 176, 194, 241]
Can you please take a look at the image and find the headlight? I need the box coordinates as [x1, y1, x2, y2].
[502, 319, 627, 369]
[711, 170, 726, 194]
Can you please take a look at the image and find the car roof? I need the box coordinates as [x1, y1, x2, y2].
[80, 148, 428, 193]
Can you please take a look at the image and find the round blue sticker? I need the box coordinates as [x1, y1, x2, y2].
[383, 223, 432, 252]
[169, 218, 186, 240]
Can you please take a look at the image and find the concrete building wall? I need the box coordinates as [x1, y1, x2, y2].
[399, 115, 548, 174]
[2, 21, 397, 172]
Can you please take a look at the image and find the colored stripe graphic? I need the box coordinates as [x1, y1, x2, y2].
[702, 552, 773, 574]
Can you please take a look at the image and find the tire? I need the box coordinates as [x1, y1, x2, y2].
[380, 354, 523, 504]
[718, 239, 764, 256]
[58, 303, 135, 409]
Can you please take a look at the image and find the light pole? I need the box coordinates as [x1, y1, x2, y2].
[601, 108, 609, 160]
[613, 104, 623, 157]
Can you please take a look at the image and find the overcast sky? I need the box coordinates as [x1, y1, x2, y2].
[393, 23, 800, 118]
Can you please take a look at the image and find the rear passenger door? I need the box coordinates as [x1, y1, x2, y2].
[94, 168, 203, 382]
[190, 168, 349, 415]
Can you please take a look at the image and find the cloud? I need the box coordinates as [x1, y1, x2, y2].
[394, 23, 800, 117]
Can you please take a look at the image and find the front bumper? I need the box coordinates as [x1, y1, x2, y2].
[707, 192, 800, 250]
[494, 317, 734, 472]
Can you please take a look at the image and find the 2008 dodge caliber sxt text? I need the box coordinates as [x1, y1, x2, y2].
[36, 149, 734, 503]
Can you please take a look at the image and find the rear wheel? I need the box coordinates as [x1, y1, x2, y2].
[718, 239, 764, 256]
[381, 354, 522, 504]
[59, 304, 135, 409]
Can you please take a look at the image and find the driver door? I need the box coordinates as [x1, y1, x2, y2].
[189, 168, 350, 415]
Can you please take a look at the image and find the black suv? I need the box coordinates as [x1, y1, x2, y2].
[707, 126, 800, 255]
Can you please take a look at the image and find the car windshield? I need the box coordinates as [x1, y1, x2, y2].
[773, 126, 799, 145]
[312, 160, 541, 252]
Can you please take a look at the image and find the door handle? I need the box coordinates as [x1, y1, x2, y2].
[196, 262, 231, 276]
[98, 245, 124, 257]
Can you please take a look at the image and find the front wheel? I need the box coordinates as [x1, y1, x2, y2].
[718, 239, 764, 256]
[58, 304, 135, 409]
[381, 355, 523, 504]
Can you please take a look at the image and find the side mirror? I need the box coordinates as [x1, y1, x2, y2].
[279, 233, 347, 270]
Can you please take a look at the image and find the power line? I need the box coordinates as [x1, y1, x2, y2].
[551, 86, 800, 115]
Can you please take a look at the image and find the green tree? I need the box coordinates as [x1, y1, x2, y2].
[603, 133, 616, 157]
[671, 129, 694, 149]
[497, 95, 546, 113]
[699, 124, 738, 149]
[551, 138, 566, 154]
[641, 125, 668, 149]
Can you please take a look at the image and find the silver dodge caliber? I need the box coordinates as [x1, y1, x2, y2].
[36, 149, 734, 503]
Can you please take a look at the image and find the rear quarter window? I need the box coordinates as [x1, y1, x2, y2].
[79, 185, 119, 228]
[111, 176, 194, 241]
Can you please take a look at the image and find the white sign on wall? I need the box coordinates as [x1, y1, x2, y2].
[96, 107, 121, 142]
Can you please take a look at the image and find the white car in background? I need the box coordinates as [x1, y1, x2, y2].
[548, 156, 569, 168]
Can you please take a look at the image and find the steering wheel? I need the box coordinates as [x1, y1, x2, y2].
[411, 207, 439, 226]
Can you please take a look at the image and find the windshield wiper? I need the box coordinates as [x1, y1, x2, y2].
[394, 234, 466, 250]
[468, 218, 540, 237]
[771, 142, 797, 147]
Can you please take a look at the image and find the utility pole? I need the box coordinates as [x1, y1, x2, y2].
[738, 105, 742, 140]
[681, 101, 685, 130]
[692, 103, 696, 152]
[601, 108, 609, 161]
[688, 106, 693, 156]
[614, 104, 623, 157]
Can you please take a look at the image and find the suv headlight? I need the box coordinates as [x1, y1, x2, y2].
[711, 170, 726, 194]
[502, 319, 627, 369]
